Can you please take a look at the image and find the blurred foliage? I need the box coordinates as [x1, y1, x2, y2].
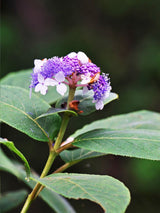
[1, 0, 160, 212]
[129, 159, 160, 193]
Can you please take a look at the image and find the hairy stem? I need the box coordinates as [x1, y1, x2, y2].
[20, 87, 76, 213]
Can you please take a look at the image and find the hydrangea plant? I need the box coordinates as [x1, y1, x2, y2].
[0, 51, 160, 213]
[30, 51, 111, 110]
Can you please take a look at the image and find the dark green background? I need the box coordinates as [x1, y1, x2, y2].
[1, 0, 160, 212]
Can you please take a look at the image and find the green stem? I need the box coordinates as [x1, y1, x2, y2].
[20, 87, 76, 213]
[53, 159, 82, 173]
[66, 86, 76, 109]
[53, 87, 76, 151]
[53, 113, 70, 151]
[21, 150, 57, 213]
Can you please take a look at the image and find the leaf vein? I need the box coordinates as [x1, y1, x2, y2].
[0, 101, 49, 140]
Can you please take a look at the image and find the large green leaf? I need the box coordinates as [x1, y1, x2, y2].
[0, 85, 61, 142]
[0, 190, 28, 213]
[0, 69, 63, 104]
[73, 129, 160, 160]
[0, 70, 32, 90]
[0, 138, 30, 178]
[32, 173, 130, 213]
[72, 110, 160, 138]
[39, 187, 76, 213]
[64, 111, 160, 163]
[0, 149, 76, 213]
[60, 148, 104, 163]
[56, 90, 118, 116]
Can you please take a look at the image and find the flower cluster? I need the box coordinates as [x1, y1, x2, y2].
[30, 51, 111, 110]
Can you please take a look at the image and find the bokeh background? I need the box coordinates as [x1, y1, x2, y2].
[1, 0, 160, 212]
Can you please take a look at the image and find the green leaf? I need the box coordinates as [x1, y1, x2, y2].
[39, 187, 76, 213]
[62, 110, 160, 162]
[36, 107, 77, 120]
[60, 148, 105, 163]
[0, 190, 28, 213]
[0, 85, 61, 142]
[0, 69, 63, 104]
[0, 137, 30, 178]
[73, 129, 160, 160]
[0, 148, 22, 178]
[0, 70, 32, 90]
[78, 92, 118, 116]
[72, 110, 160, 138]
[0, 149, 76, 213]
[56, 90, 118, 116]
[32, 173, 130, 213]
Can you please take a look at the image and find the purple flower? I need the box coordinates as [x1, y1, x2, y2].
[30, 56, 72, 89]
[42, 57, 72, 78]
[48, 71, 67, 96]
[30, 51, 112, 111]
[80, 63, 100, 76]
[63, 51, 90, 74]
[30, 58, 47, 88]
[41, 57, 61, 78]
[91, 73, 111, 110]
[34, 74, 56, 95]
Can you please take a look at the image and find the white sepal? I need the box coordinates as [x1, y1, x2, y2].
[56, 83, 67, 96]
[95, 100, 104, 110]
[83, 86, 89, 95]
[77, 51, 89, 64]
[55, 71, 65, 82]
[45, 78, 57, 86]
[68, 52, 77, 58]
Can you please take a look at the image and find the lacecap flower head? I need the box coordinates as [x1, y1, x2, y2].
[30, 51, 111, 110]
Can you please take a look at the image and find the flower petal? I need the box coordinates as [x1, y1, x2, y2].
[44, 78, 57, 86]
[56, 83, 67, 96]
[81, 79, 90, 84]
[40, 85, 48, 95]
[34, 59, 47, 73]
[68, 52, 77, 58]
[81, 74, 91, 84]
[35, 83, 42, 92]
[38, 74, 45, 83]
[103, 91, 110, 100]
[34, 59, 41, 66]
[83, 86, 89, 94]
[77, 51, 89, 64]
[55, 71, 65, 82]
[95, 100, 104, 110]
[34, 60, 42, 73]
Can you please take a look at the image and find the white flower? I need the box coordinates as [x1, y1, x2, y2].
[82, 86, 89, 94]
[92, 91, 110, 110]
[93, 100, 104, 110]
[50, 71, 67, 96]
[68, 52, 77, 58]
[67, 51, 89, 64]
[103, 90, 111, 99]
[77, 51, 89, 64]
[80, 73, 91, 94]
[33, 58, 47, 73]
[81, 73, 91, 84]
[35, 74, 55, 95]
